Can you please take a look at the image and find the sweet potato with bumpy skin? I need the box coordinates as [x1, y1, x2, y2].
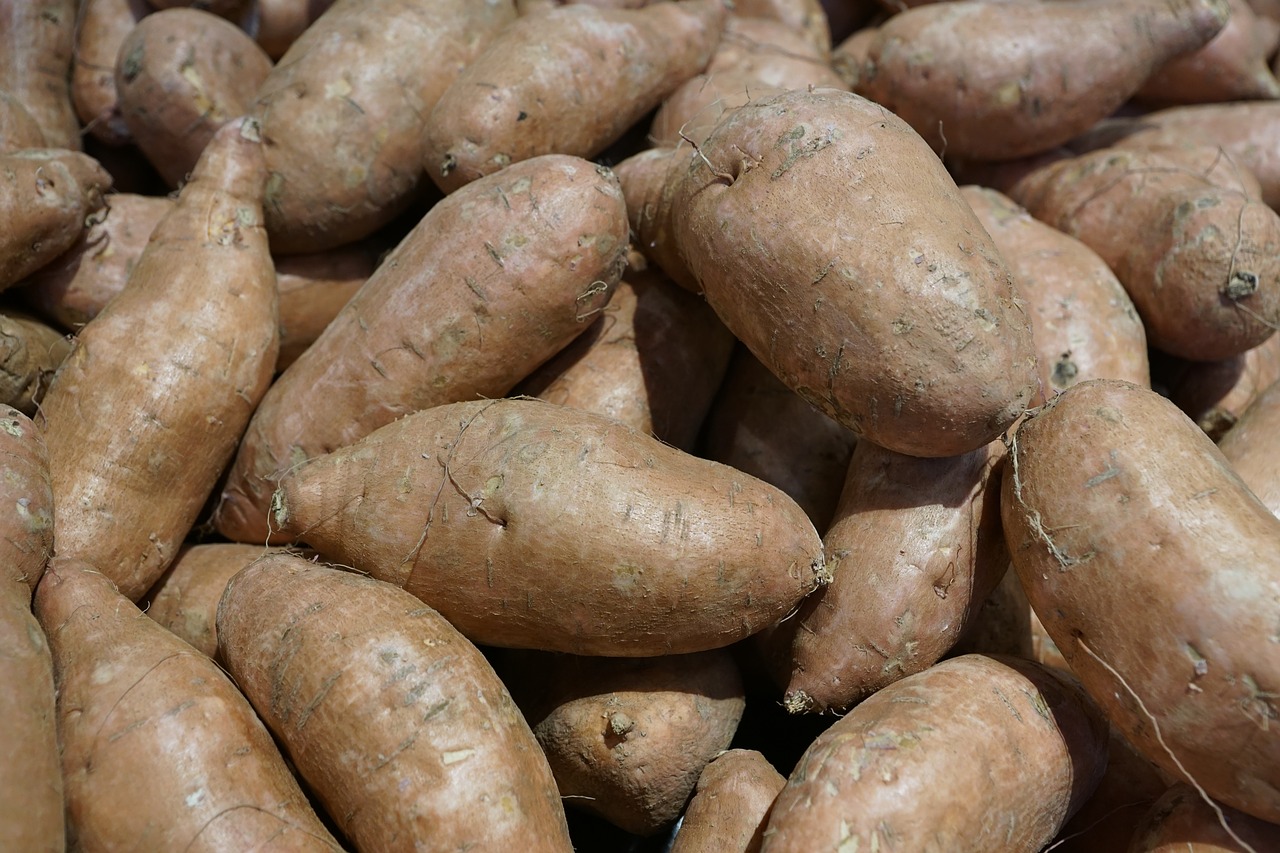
[0, 149, 111, 291]
[668, 749, 785, 853]
[1003, 379, 1280, 823]
[0, 310, 71, 415]
[422, 0, 727, 193]
[144, 543, 274, 658]
[275, 244, 375, 370]
[40, 119, 278, 601]
[0, 90, 46, 151]
[116, 9, 273, 187]
[72, 0, 148, 146]
[1138, 0, 1280, 104]
[1130, 785, 1280, 852]
[960, 185, 1150, 394]
[275, 398, 827, 656]
[217, 554, 574, 853]
[0, 1, 80, 150]
[854, 0, 1229, 161]
[761, 655, 1109, 852]
[1217, 377, 1280, 517]
[671, 89, 1038, 457]
[254, 0, 515, 253]
[36, 558, 342, 851]
[499, 649, 746, 836]
[1171, 334, 1280, 439]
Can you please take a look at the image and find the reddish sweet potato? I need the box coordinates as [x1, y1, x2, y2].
[35, 557, 341, 850]
[1171, 333, 1280, 439]
[0, 310, 72, 415]
[0, 1, 81, 150]
[143, 543, 273, 658]
[668, 749, 785, 853]
[1217, 377, 1280, 517]
[1003, 378, 1280, 823]
[40, 119, 278, 600]
[71, 0, 148, 146]
[274, 244, 374, 370]
[216, 554, 574, 852]
[0, 90, 47, 151]
[1137, 0, 1280, 104]
[274, 398, 828, 656]
[1130, 784, 1280, 852]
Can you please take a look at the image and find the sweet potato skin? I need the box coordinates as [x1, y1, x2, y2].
[669, 749, 786, 853]
[616, 145, 698, 292]
[274, 245, 374, 370]
[1171, 334, 1280, 439]
[143, 543, 272, 658]
[0, 0, 81, 150]
[255, 0, 338, 59]
[0, 90, 48, 151]
[1137, 0, 1280, 104]
[276, 398, 827, 656]
[71, 0, 149, 145]
[1129, 784, 1280, 852]
[1217, 376, 1280, 517]
[0, 310, 72, 415]
[216, 554, 574, 853]
[1003, 379, 1280, 823]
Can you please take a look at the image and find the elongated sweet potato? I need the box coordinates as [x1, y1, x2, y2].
[0, 1, 81, 150]
[0, 310, 72, 415]
[1171, 333, 1280, 438]
[116, 8, 273, 186]
[254, 0, 516, 253]
[668, 749, 785, 853]
[499, 649, 746, 835]
[1003, 378, 1280, 823]
[143, 543, 273, 657]
[71, 0, 148, 146]
[1137, 0, 1280, 104]
[1130, 784, 1280, 852]
[422, 0, 727, 193]
[0, 90, 47, 151]
[670, 88, 1038, 457]
[761, 655, 1109, 851]
[214, 154, 626, 544]
[217, 554, 574, 852]
[1217, 377, 1280, 517]
[274, 398, 827, 655]
[36, 557, 341, 851]
[40, 119, 278, 600]
[275, 245, 374, 370]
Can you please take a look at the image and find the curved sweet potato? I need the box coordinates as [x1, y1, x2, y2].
[615, 145, 697, 291]
[1217, 376, 1280, 517]
[668, 749, 785, 853]
[71, 0, 148, 146]
[0, 0, 80, 150]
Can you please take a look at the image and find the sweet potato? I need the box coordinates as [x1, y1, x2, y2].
[670, 88, 1038, 457]
[116, 8, 273, 187]
[215, 154, 626, 544]
[0, 90, 47, 151]
[830, 24, 877, 89]
[1003, 378, 1280, 822]
[35, 557, 342, 851]
[960, 185, 1150, 394]
[255, 0, 338, 59]
[216, 553, 574, 852]
[1137, 0, 1280, 104]
[253, 0, 516, 253]
[71, 0, 148, 146]
[1217, 377, 1280, 516]
[668, 749, 785, 853]
[0, 149, 111, 291]
[616, 145, 697, 291]
[769, 437, 1008, 713]
[143, 543, 272, 658]
[852, 0, 1229, 161]
[1130, 784, 1280, 852]
[274, 244, 375, 371]
[0, 1, 81, 150]
[40, 119, 277, 601]
[499, 649, 746, 835]
[422, 0, 727, 193]
[698, 346, 857, 531]
[1171, 331, 1280, 438]
[0, 310, 72, 415]
[274, 397, 827, 656]
[733, 0, 831, 56]
[760, 655, 1109, 851]
[948, 564, 1035, 660]
[148, 0, 252, 20]
[1007, 146, 1280, 361]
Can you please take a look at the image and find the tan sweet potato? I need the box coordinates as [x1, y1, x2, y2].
[215, 154, 625, 544]
[733, 0, 831, 56]
[274, 397, 827, 656]
[274, 244, 375, 371]
[255, 0, 338, 59]
[961, 185, 1150, 394]
[0, 90, 47, 151]
[1171, 333, 1280, 438]
[1003, 378, 1280, 823]
[254, 0, 516, 253]
[71, 0, 148, 146]
[668, 749, 786, 853]
[217, 553, 574, 852]
[1137, 0, 1280, 104]
[1217, 377, 1280, 517]
[760, 655, 1109, 852]
[422, 0, 727, 193]
[0, 310, 72, 415]
[499, 649, 746, 835]
[40, 119, 278, 601]
[1130, 784, 1280, 852]
[0, 408, 53, 596]
[853, 0, 1229, 161]
[0, 1, 81, 150]
[0, 149, 111, 291]
[616, 145, 698, 291]
[116, 8, 272, 187]
[830, 24, 877, 89]
[670, 88, 1038, 457]
[143, 543, 272, 658]
[35, 557, 341, 851]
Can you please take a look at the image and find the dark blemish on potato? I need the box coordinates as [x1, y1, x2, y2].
[1224, 270, 1258, 301]
[1050, 354, 1077, 388]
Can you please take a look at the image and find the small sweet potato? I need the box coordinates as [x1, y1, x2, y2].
[1217, 376, 1280, 517]
[143, 543, 273, 658]
[274, 244, 374, 371]
[255, 0, 338, 59]
[0, 310, 72, 415]
[71, 0, 148, 146]
[216, 554, 574, 852]
[615, 145, 697, 291]
[1171, 333, 1280, 439]
[274, 398, 827, 656]
[0, 0, 81, 150]
[668, 749, 785, 853]
[1137, 0, 1280, 104]
[1130, 784, 1280, 852]
[0, 90, 47, 151]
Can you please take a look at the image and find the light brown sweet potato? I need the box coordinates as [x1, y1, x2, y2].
[830, 24, 877, 89]
[40, 119, 278, 600]
[216, 554, 574, 852]
[143, 543, 272, 658]
[274, 244, 375, 371]
[71, 0, 148, 146]
[615, 145, 698, 291]
[1137, 0, 1280, 104]
[1003, 378, 1280, 823]
[214, 154, 626, 544]
[116, 8, 272, 187]
[422, 0, 727, 193]
[274, 398, 828, 656]
[0, 310, 72, 415]
[1217, 377, 1280, 517]
[1130, 784, 1280, 852]
[499, 649, 746, 835]
[668, 749, 786, 853]
[254, 0, 516, 253]
[0, 408, 53, 596]
[733, 0, 831, 56]
[1171, 333, 1280, 439]
[760, 655, 1109, 851]
[670, 89, 1038, 457]
[255, 0, 338, 59]
[0, 1, 81, 150]
[0, 90, 47, 151]
[853, 0, 1229, 161]
[35, 557, 341, 851]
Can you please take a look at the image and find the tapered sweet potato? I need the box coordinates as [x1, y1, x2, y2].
[761, 655, 1109, 852]
[1003, 378, 1280, 823]
[1217, 377, 1280, 517]
[36, 557, 341, 851]
[1130, 784, 1280, 852]
[0, 1, 80, 150]
[71, 0, 148, 146]
[1137, 0, 1280, 104]
[1171, 330, 1280, 438]
[217, 554, 574, 852]
[253, 0, 516, 253]
[668, 749, 785, 853]
[116, 8, 273, 186]
[274, 398, 827, 655]
[0, 90, 47, 151]
[143, 543, 273, 657]
[215, 154, 625, 544]
[0, 310, 72, 415]
[670, 88, 1038, 457]
[422, 1, 727, 193]
[40, 119, 278, 601]
[275, 245, 374, 370]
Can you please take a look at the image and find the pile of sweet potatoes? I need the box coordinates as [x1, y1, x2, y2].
[3, 0, 1279, 850]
